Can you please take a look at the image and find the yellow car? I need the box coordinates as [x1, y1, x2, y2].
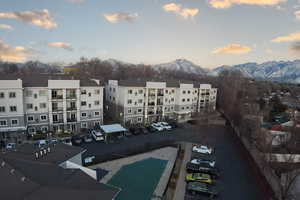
[186, 173, 213, 184]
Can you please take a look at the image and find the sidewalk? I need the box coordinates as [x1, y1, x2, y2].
[173, 142, 193, 200]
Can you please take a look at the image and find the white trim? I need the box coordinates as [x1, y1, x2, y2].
[27, 122, 49, 126]
[11, 119, 19, 126]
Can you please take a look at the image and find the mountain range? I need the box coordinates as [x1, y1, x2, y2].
[2, 59, 300, 84]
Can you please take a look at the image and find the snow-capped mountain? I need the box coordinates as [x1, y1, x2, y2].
[212, 60, 300, 83]
[154, 59, 207, 75]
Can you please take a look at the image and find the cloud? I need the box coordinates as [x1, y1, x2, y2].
[265, 48, 273, 54]
[163, 3, 199, 19]
[271, 31, 300, 42]
[212, 44, 252, 54]
[103, 13, 138, 23]
[209, 0, 287, 9]
[48, 42, 73, 51]
[290, 42, 300, 54]
[0, 40, 33, 62]
[295, 10, 300, 20]
[0, 24, 14, 30]
[66, 0, 86, 3]
[0, 9, 57, 29]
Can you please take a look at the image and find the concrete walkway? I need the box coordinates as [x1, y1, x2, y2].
[173, 142, 193, 200]
[89, 147, 178, 199]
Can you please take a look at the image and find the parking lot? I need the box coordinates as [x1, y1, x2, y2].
[78, 123, 264, 200]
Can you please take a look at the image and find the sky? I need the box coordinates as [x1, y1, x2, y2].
[0, 0, 300, 69]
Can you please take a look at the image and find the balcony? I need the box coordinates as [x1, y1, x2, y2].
[157, 93, 164, 96]
[67, 107, 77, 111]
[149, 93, 156, 97]
[148, 111, 156, 115]
[52, 107, 63, 112]
[52, 95, 63, 100]
[66, 95, 77, 99]
[53, 119, 64, 124]
[148, 102, 155, 106]
[67, 118, 77, 122]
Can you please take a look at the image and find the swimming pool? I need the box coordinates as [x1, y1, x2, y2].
[107, 157, 168, 200]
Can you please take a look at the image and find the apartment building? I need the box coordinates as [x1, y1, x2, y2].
[0, 75, 103, 138]
[105, 80, 217, 126]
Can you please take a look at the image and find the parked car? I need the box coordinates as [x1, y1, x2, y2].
[6, 143, 16, 150]
[71, 135, 83, 145]
[146, 126, 157, 133]
[62, 138, 72, 146]
[91, 130, 104, 141]
[190, 158, 216, 168]
[192, 145, 213, 154]
[186, 173, 213, 184]
[158, 122, 172, 131]
[151, 123, 164, 132]
[129, 127, 139, 135]
[138, 127, 149, 135]
[83, 135, 93, 143]
[35, 139, 48, 148]
[186, 182, 218, 198]
[186, 162, 220, 178]
[124, 130, 133, 137]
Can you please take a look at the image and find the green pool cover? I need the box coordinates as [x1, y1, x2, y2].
[108, 157, 168, 200]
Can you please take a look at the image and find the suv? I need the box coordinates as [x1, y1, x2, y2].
[190, 158, 216, 168]
[158, 122, 172, 131]
[186, 182, 218, 198]
[91, 130, 104, 141]
[151, 123, 164, 132]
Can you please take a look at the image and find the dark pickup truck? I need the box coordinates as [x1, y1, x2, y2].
[186, 162, 220, 178]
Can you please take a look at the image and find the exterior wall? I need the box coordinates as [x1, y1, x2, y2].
[0, 79, 103, 136]
[106, 80, 218, 126]
[0, 79, 26, 135]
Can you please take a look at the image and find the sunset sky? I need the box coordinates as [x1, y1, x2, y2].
[0, 0, 300, 68]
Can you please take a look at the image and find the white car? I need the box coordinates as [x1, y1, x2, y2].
[192, 145, 213, 154]
[91, 130, 104, 141]
[151, 123, 164, 132]
[6, 143, 16, 150]
[158, 122, 172, 131]
[190, 158, 216, 167]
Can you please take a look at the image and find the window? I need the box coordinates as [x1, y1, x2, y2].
[81, 122, 87, 128]
[182, 99, 185, 102]
[41, 126, 48, 132]
[39, 90, 46, 96]
[137, 117, 142, 122]
[0, 106, 5, 112]
[27, 104, 33, 109]
[171, 106, 174, 110]
[128, 109, 132, 114]
[138, 99, 143, 104]
[127, 99, 132, 104]
[25, 90, 32, 97]
[187, 98, 190, 102]
[11, 119, 18, 126]
[172, 89, 175, 93]
[40, 115, 47, 121]
[165, 90, 168, 94]
[94, 111, 100, 116]
[182, 90, 186, 94]
[0, 92, 4, 98]
[128, 90, 133, 94]
[27, 116, 34, 122]
[181, 107, 185, 110]
[113, 97, 115, 101]
[81, 101, 87, 106]
[186, 106, 190, 109]
[188, 90, 191, 94]
[52, 115, 58, 122]
[94, 101, 100, 105]
[88, 92, 92, 97]
[28, 127, 35, 133]
[113, 88, 116, 92]
[34, 94, 38, 99]
[109, 87, 112, 91]
[138, 109, 142, 113]
[138, 90, 143, 94]
[81, 113, 87, 118]
[34, 106, 38, 111]
[40, 103, 47, 109]
[95, 89, 100, 94]
[10, 106, 17, 112]
[81, 90, 87, 95]
[171, 98, 174, 102]
[194, 90, 198, 94]
[88, 104, 91, 108]
[9, 92, 16, 98]
[0, 120, 7, 126]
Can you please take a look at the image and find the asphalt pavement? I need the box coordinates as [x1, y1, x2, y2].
[79, 124, 264, 200]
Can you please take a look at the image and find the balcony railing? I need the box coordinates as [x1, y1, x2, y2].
[67, 118, 77, 122]
[67, 107, 77, 111]
[52, 95, 63, 100]
[66, 95, 77, 99]
[53, 119, 64, 124]
[52, 107, 63, 112]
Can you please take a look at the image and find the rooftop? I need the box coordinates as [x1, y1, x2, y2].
[0, 74, 101, 87]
